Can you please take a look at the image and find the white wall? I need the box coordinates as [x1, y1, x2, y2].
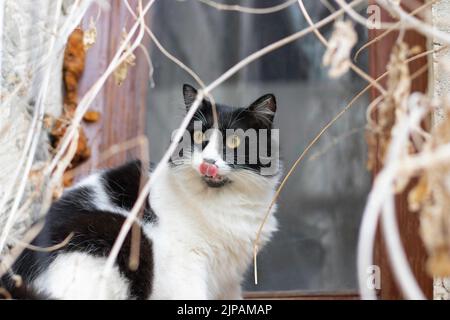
[432, 0, 450, 300]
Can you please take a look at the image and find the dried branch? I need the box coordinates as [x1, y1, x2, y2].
[11, 232, 74, 253]
[298, 0, 386, 94]
[334, 0, 402, 29]
[358, 95, 429, 300]
[353, 0, 436, 62]
[376, 0, 450, 45]
[0, 223, 45, 279]
[195, 0, 298, 14]
[254, 44, 439, 287]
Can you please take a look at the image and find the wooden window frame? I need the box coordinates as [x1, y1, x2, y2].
[77, 0, 432, 300]
[369, 0, 432, 300]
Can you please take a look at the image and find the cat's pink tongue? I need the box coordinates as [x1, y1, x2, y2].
[199, 162, 218, 178]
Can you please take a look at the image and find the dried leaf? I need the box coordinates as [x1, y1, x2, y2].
[366, 43, 411, 171]
[114, 31, 136, 86]
[386, 43, 410, 112]
[410, 102, 450, 277]
[83, 17, 97, 51]
[83, 110, 101, 123]
[322, 20, 357, 78]
[51, 28, 91, 170]
[408, 175, 428, 212]
[63, 28, 86, 110]
[63, 171, 75, 188]
[50, 117, 91, 167]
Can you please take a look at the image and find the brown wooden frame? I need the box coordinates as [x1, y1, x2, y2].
[76, 1, 433, 300]
[244, 291, 359, 300]
[78, 0, 150, 173]
[369, 0, 432, 300]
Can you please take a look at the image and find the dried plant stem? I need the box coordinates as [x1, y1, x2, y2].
[399, 142, 450, 176]
[40, 129, 80, 216]
[129, 136, 150, 271]
[356, 57, 434, 301]
[205, 0, 364, 93]
[138, 43, 155, 88]
[376, 0, 450, 45]
[298, 0, 386, 95]
[0, 222, 45, 279]
[320, 0, 337, 13]
[253, 84, 370, 279]
[123, 0, 220, 125]
[146, 29, 205, 87]
[353, 0, 436, 62]
[358, 104, 427, 300]
[99, 135, 149, 164]
[355, 61, 431, 301]
[196, 0, 298, 14]
[308, 127, 364, 162]
[63, 135, 151, 183]
[11, 232, 74, 253]
[124, 0, 205, 88]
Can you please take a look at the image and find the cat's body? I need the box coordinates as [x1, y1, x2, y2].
[1, 85, 280, 300]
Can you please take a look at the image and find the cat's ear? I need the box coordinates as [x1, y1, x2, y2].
[183, 84, 198, 111]
[247, 94, 277, 125]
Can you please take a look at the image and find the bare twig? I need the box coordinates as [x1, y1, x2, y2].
[195, 0, 298, 14]
[334, 0, 402, 29]
[129, 135, 149, 271]
[358, 99, 428, 300]
[298, 0, 386, 95]
[11, 232, 74, 253]
[353, 0, 436, 62]
[0, 222, 45, 279]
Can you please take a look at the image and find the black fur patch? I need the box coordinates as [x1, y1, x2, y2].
[102, 160, 157, 224]
[1, 161, 157, 300]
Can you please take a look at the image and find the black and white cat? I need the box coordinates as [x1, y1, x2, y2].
[1, 84, 281, 300]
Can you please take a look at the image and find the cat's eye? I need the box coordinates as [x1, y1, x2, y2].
[226, 134, 241, 149]
[193, 130, 204, 144]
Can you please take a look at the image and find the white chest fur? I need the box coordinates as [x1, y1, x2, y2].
[147, 164, 278, 299]
[31, 162, 278, 300]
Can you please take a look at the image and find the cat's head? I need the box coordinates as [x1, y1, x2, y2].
[169, 84, 280, 190]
